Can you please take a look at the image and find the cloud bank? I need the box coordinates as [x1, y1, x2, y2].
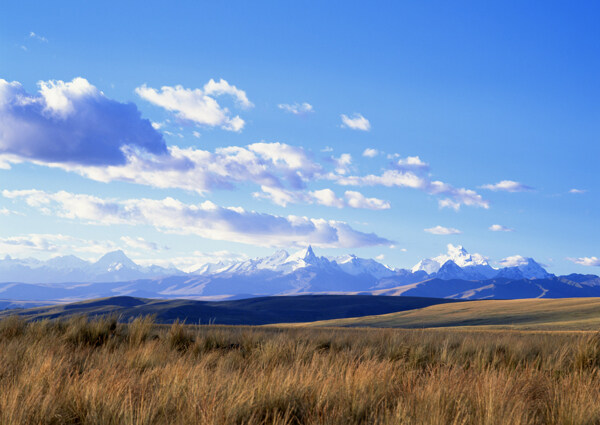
[3, 190, 393, 248]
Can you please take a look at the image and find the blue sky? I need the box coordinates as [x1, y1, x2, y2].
[0, 1, 598, 273]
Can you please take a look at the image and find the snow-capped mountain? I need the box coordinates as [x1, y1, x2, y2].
[2, 244, 597, 305]
[412, 244, 550, 280]
[0, 250, 182, 283]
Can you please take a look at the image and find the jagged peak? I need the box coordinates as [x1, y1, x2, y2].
[289, 245, 317, 262]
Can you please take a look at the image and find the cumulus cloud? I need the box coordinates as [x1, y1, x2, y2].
[569, 188, 587, 194]
[332, 153, 352, 175]
[489, 224, 514, 232]
[567, 256, 600, 267]
[498, 255, 532, 267]
[3, 190, 393, 249]
[24, 142, 321, 196]
[136, 79, 251, 132]
[481, 180, 533, 192]
[0, 78, 167, 165]
[362, 148, 378, 158]
[424, 226, 462, 235]
[341, 113, 370, 131]
[395, 156, 429, 170]
[278, 102, 313, 115]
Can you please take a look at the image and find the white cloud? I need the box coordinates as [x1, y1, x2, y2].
[136, 79, 251, 132]
[0, 78, 166, 165]
[278, 102, 313, 115]
[569, 188, 587, 194]
[192, 131, 201, 138]
[344, 191, 390, 210]
[254, 186, 389, 210]
[321, 146, 333, 152]
[362, 148, 378, 158]
[3, 190, 393, 249]
[498, 255, 530, 267]
[567, 256, 600, 267]
[489, 224, 514, 232]
[120, 236, 159, 251]
[424, 226, 462, 235]
[396, 156, 429, 170]
[340, 113, 370, 131]
[481, 180, 533, 192]
[334, 168, 488, 210]
[0, 233, 118, 258]
[29, 142, 321, 197]
[333, 153, 352, 175]
[375, 254, 385, 261]
[29, 32, 48, 42]
[203, 78, 253, 108]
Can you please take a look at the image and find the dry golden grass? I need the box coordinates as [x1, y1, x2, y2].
[1, 315, 600, 424]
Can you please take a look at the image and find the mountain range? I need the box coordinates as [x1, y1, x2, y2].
[0, 244, 598, 307]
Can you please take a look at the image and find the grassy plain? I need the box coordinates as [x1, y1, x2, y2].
[291, 297, 600, 330]
[1, 315, 600, 424]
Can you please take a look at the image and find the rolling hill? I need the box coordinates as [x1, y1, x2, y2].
[0, 294, 457, 325]
[290, 297, 600, 330]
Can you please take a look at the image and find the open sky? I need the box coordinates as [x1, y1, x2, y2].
[1, 1, 598, 274]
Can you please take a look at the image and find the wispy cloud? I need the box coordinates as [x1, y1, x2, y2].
[424, 226, 462, 235]
[120, 236, 160, 251]
[489, 224, 514, 232]
[278, 102, 313, 115]
[569, 188, 587, 194]
[0, 233, 118, 258]
[567, 256, 600, 267]
[136, 79, 251, 132]
[340, 113, 370, 131]
[29, 31, 48, 42]
[3, 190, 393, 249]
[255, 186, 390, 210]
[481, 180, 533, 192]
[333, 168, 489, 211]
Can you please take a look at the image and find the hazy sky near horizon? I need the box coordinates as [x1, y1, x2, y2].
[1, 1, 598, 274]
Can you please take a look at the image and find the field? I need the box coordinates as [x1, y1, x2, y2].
[291, 297, 600, 331]
[2, 315, 600, 424]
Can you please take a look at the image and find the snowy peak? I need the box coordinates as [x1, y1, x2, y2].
[288, 245, 317, 263]
[93, 250, 138, 272]
[412, 244, 489, 274]
[335, 254, 395, 279]
[496, 256, 551, 280]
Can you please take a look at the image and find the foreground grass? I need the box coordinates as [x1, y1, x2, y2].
[1, 316, 600, 424]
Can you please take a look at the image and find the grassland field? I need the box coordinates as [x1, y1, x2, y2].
[2, 311, 600, 424]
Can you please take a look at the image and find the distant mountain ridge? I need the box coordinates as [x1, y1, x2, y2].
[0, 244, 597, 305]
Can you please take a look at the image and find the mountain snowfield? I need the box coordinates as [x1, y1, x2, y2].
[0, 244, 598, 306]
